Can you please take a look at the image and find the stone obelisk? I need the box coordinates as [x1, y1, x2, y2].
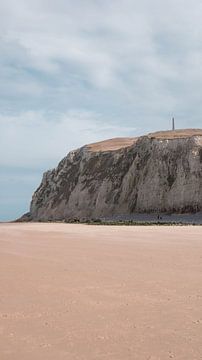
[172, 117, 175, 131]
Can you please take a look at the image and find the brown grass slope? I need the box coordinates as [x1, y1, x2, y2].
[86, 129, 202, 152]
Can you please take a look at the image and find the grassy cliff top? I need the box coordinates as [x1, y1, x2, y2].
[148, 129, 202, 139]
[86, 129, 202, 152]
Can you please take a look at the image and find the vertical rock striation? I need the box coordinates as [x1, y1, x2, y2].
[29, 129, 202, 220]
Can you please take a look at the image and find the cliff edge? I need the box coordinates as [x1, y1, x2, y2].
[29, 129, 202, 221]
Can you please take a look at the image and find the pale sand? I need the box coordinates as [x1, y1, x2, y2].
[0, 224, 202, 360]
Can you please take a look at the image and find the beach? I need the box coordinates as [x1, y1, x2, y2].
[0, 223, 202, 359]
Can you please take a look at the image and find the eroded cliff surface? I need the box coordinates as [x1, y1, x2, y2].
[30, 129, 202, 220]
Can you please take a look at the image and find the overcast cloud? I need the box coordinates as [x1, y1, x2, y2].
[1, 0, 202, 220]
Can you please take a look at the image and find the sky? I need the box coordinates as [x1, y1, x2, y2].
[1, 0, 202, 220]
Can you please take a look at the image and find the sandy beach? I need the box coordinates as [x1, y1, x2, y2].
[0, 223, 202, 360]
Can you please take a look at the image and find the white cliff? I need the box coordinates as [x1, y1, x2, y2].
[29, 129, 202, 221]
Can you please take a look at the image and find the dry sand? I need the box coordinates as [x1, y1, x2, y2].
[0, 223, 202, 360]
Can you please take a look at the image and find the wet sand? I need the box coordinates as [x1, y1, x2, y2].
[0, 223, 202, 360]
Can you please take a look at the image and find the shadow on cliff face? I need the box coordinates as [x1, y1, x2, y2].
[22, 130, 202, 222]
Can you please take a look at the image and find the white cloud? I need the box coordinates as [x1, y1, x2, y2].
[1, 0, 202, 120]
[0, 110, 137, 168]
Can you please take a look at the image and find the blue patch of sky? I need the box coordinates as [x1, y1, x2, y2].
[0, 166, 44, 221]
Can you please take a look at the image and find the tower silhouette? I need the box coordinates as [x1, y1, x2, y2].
[172, 117, 175, 131]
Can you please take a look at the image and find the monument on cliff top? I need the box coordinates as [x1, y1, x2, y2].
[172, 117, 175, 131]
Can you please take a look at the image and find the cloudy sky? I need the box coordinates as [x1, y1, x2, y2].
[1, 0, 202, 220]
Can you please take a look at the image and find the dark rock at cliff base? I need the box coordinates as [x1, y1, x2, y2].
[15, 212, 33, 222]
[28, 129, 202, 221]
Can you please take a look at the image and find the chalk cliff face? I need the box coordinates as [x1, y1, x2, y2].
[30, 129, 202, 220]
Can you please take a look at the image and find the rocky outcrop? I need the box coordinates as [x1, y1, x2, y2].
[29, 129, 202, 221]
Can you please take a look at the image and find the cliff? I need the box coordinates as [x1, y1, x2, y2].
[29, 129, 202, 221]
